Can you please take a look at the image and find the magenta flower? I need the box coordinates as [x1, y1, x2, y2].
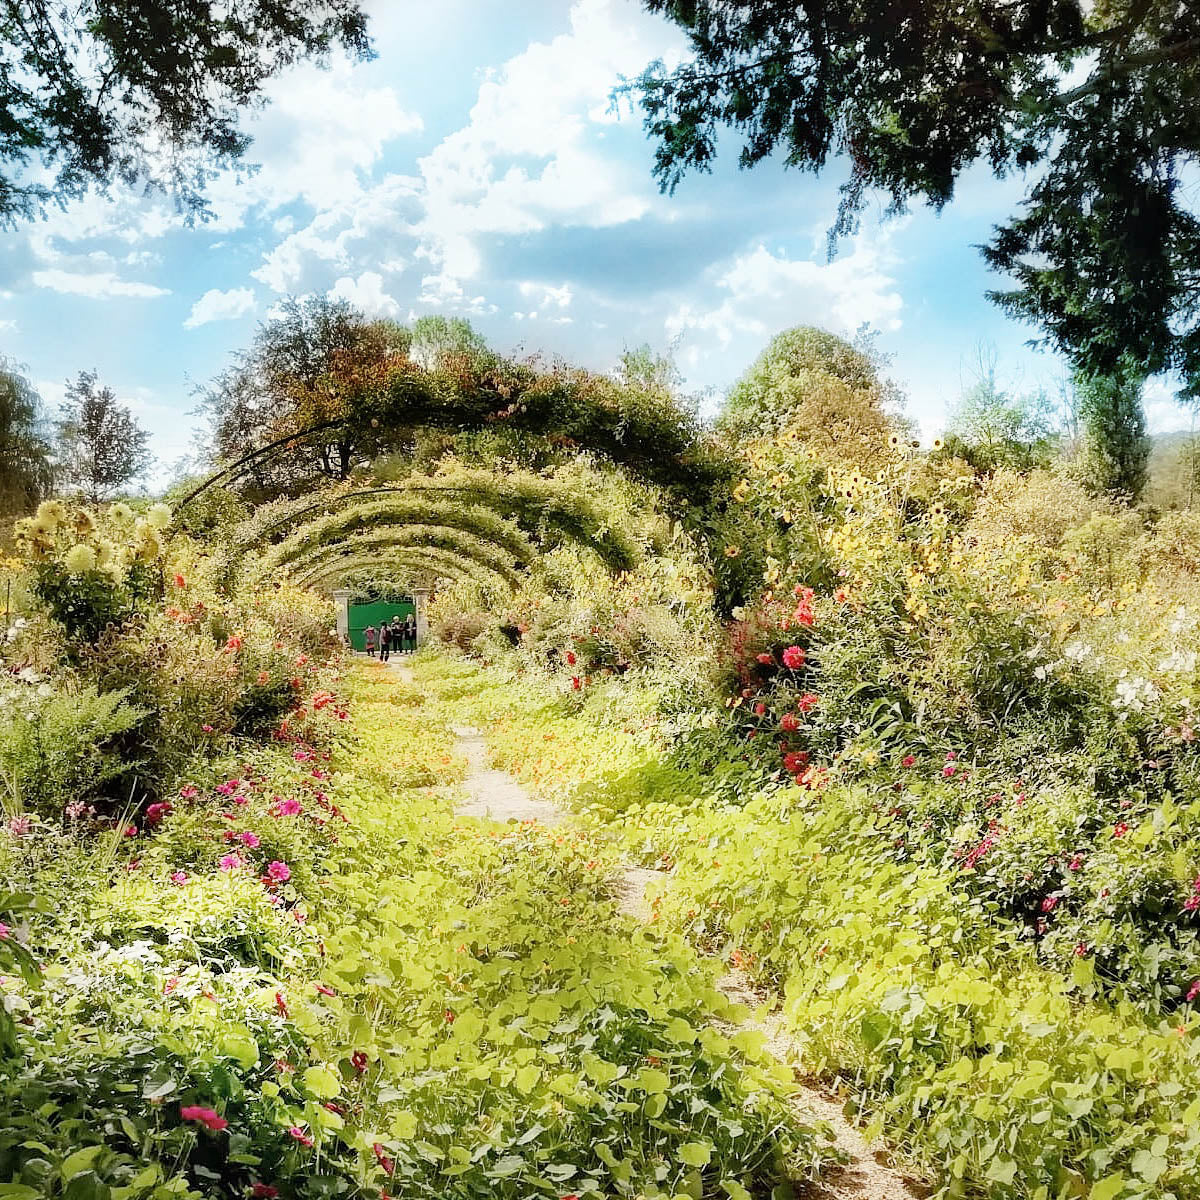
[239, 832, 261, 848]
[1188, 980, 1200, 1003]
[7, 816, 32, 838]
[288, 1126, 313, 1147]
[219, 853, 244, 872]
[145, 801, 172, 826]
[0, 922, 9, 939]
[180, 1105, 228, 1132]
[274, 798, 303, 817]
[170, 870, 189, 886]
[266, 860, 290, 883]
[781, 645, 805, 670]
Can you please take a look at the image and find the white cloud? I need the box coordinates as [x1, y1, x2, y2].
[31, 268, 169, 299]
[1143, 377, 1194, 435]
[328, 272, 400, 318]
[251, 0, 683, 308]
[666, 232, 905, 385]
[519, 281, 573, 309]
[184, 287, 257, 329]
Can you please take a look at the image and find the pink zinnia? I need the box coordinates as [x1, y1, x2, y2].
[796, 692, 819, 713]
[0, 922, 9, 939]
[170, 871, 189, 886]
[219, 853, 244, 872]
[288, 1127, 313, 1147]
[180, 1105, 228, 1132]
[239, 831, 260, 848]
[145, 801, 172, 826]
[274, 798, 302, 817]
[901, 755, 916, 768]
[781, 645, 805, 670]
[943, 765, 957, 778]
[1188, 980, 1200, 1003]
[266, 861, 290, 883]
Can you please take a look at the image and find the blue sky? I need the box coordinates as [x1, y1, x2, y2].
[1, 0, 1193, 481]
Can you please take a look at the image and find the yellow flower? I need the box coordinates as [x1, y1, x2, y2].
[724, 545, 741, 559]
[72, 509, 96, 537]
[64, 543, 98, 574]
[108, 502, 134, 524]
[35, 499, 66, 528]
[146, 503, 172, 530]
[731, 480, 750, 503]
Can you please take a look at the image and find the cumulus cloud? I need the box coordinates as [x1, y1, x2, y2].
[31, 268, 169, 299]
[329, 272, 400, 318]
[184, 287, 257, 329]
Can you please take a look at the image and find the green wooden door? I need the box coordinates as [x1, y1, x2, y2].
[348, 599, 415, 651]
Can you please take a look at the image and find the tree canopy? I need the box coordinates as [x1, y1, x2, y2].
[628, 0, 1200, 398]
[56, 370, 153, 503]
[1, 0, 370, 226]
[0, 358, 53, 515]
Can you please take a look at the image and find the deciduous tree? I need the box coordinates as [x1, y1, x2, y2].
[0, 358, 53, 515]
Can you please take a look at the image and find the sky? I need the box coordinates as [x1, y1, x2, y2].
[1, 0, 1195, 483]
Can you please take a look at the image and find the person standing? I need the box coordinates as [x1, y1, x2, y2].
[364, 624, 376, 657]
[379, 621, 391, 662]
[404, 612, 417, 654]
[390, 616, 403, 656]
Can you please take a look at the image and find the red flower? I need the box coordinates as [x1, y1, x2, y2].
[444, 1009, 456, 1023]
[181, 1105, 228, 1132]
[782, 751, 809, 774]
[752, 702, 766, 716]
[351, 1051, 369, 1074]
[173, 573, 186, 589]
[571, 676, 581, 690]
[755, 652, 774, 665]
[901, 755, 916, 768]
[275, 991, 289, 1018]
[251, 1185, 278, 1198]
[566, 651, 577, 665]
[780, 713, 800, 732]
[225, 636, 243, 652]
[781, 645, 806, 670]
[372, 1144, 395, 1174]
[288, 1127, 313, 1147]
[796, 692, 819, 713]
[1113, 822, 1130, 838]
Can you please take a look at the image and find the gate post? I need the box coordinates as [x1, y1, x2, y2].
[332, 588, 354, 644]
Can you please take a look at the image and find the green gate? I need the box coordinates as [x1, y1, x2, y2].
[347, 599, 415, 651]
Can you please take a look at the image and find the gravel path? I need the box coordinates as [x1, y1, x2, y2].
[391, 657, 929, 1199]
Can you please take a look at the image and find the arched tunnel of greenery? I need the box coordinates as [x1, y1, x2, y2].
[294, 545, 516, 593]
[280, 526, 529, 590]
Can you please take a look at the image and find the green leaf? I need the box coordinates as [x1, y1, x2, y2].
[678, 1141, 713, 1168]
[302, 1066, 342, 1099]
[61, 1147, 104, 1181]
[1089, 1175, 1127, 1200]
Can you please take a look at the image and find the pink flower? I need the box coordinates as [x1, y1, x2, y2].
[942, 765, 957, 778]
[1113, 822, 1131, 838]
[1068, 857, 1083, 871]
[796, 692, 819, 713]
[179, 786, 199, 800]
[1040, 895, 1059, 913]
[373, 1143, 395, 1174]
[170, 871, 189, 886]
[145, 801, 172, 827]
[1074, 943, 1089, 957]
[219, 853, 244, 872]
[901, 755, 916, 768]
[945, 751, 957, 761]
[266, 860, 290, 883]
[292, 750, 312, 763]
[288, 1127, 313, 1147]
[780, 713, 800, 732]
[65, 801, 86, 820]
[239, 831, 260, 848]
[7, 816, 32, 838]
[180, 1105, 228, 1133]
[1188, 980, 1200, 1003]
[0, 922, 9, 939]
[274, 798, 302, 817]
[755, 652, 774, 665]
[314, 983, 336, 997]
[202, 724, 214, 734]
[781, 645, 806, 670]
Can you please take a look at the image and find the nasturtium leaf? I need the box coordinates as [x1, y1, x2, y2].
[678, 1142, 713, 1167]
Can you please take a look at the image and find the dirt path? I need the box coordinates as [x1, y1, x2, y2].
[395, 657, 928, 1200]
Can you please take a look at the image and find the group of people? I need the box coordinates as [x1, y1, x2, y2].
[364, 614, 417, 661]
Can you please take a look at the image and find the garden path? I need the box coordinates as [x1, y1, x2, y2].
[386, 657, 927, 1200]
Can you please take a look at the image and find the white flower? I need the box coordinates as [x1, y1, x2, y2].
[1158, 649, 1198, 674]
[1114, 675, 1158, 713]
[145, 503, 172, 530]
